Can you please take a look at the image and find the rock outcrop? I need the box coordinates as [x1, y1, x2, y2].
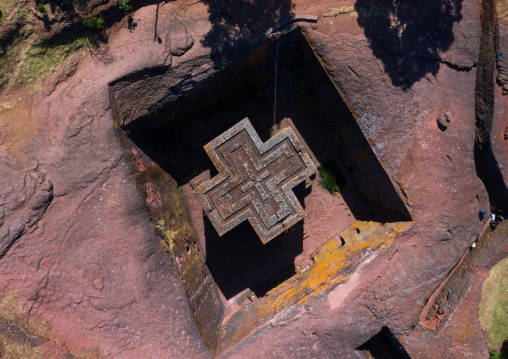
[0, 0, 507, 358]
[0, 158, 53, 259]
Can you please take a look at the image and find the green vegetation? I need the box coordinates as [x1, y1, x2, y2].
[317, 160, 346, 195]
[13, 32, 95, 87]
[1, 8, 97, 90]
[0, 0, 17, 24]
[0, 338, 43, 359]
[489, 342, 508, 359]
[119, 0, 133, 14]
[36, 4, 46, 13]
[323, 6, 356, 17]
[0, 9, 33, 89]
[82, 16, 105, 30]
[155, 220, 165, 231]
[0, 291, 43, 359]
[480, 258, 508, 355]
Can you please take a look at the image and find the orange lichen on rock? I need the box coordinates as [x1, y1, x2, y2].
[216, 220, 411, 356]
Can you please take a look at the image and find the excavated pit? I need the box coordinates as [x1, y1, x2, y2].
[109, 29, 411, 356]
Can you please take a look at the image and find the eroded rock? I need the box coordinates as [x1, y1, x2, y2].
[437, 110, 452, 128]
[0, 159, 53, 259]
[169, 16, 194, 56]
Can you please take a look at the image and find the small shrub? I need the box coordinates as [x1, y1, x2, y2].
[36, 3, 46, 13]
[317, 160, 346, 195]
[0, 0, 18, 24]
[119, 0, 133, 13]
[490, 349, 503, 359]
[155, 220, 165, 231]
[490, 340, 508, 359]
[82, 16, 105, 30]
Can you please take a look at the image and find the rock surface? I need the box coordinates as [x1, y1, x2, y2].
[0, 157, 53, 258]
[0, 0, 507, 358]
[437, 110, 452, 129]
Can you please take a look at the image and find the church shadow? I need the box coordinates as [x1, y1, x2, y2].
[204, 182, 308, 300]
[355, 0, 463, 89]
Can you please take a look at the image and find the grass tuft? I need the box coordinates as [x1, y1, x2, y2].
[480, 258, 508, 353]
[323, 6, 356, 17]
[13, 32, 96, 87]
[0, 0, 17, 24]
[0, 8, 33, 88]
[119, 0, 133, 14]
[317, 160, 346, 195]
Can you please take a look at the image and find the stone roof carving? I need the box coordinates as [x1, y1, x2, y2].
[193, 118, 317, 244]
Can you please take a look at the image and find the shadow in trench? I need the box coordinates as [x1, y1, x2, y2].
[474, 0, 508, 210]
[500, 339, 508, 358]
[356, 326, 411, 359]
[204, 182, 309, 300]
[474, 143, 508, 210]
[355, 0, 463, 89]
[204, 216, 304, 300]
[124, 30, 410, 222]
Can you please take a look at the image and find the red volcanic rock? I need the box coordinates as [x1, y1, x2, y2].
[0, 0, 506, 358]
[0, 157, 53, 258]
[437, 110, 452, 128]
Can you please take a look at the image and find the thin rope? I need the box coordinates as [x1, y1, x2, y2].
[273, 39, 279, 128]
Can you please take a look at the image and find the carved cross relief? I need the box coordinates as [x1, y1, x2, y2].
[193, 118, 316, 244]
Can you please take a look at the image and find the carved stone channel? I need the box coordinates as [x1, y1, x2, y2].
[192, 118, 317, 244]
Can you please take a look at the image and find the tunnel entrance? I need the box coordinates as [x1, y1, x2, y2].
[110, 28, 411, 356]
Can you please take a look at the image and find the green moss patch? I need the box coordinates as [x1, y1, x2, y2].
[480, 258, 508, 354]
[317, 159, 346, 195]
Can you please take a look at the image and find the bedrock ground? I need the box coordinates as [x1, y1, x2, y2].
[0, 0, 507, 358]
